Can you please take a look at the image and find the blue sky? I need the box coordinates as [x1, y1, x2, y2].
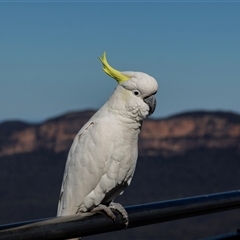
[1, 2, 240, 123]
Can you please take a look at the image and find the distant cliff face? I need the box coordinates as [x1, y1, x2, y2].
[0, 110, 95, 158]
[140, 111, 240, 157]
[0, 110, 240, 158]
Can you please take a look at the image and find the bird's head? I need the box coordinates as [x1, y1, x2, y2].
[99, 52, 158, 120]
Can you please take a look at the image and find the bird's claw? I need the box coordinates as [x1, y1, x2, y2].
[109, 202, 129, 228]
[91, 204, 116, 221]
[91, 202, 129, 228]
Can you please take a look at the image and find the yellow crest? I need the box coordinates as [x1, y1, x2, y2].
[99, 52, 130, 84]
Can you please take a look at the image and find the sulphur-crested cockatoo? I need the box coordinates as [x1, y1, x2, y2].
[57, 52, 158, 226]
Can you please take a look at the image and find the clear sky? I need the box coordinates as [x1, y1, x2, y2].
[1, 1, 240, 123]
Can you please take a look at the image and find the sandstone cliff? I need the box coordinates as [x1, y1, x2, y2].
[140, 111, 240, 156]
[1, 110, 240, 158]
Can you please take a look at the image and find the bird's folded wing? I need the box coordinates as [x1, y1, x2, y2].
[57, 120, 114, 216]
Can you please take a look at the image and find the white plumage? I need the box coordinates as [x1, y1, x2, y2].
[57, 53, 158, 223]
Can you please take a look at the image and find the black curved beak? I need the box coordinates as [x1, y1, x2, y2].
[143, 94, 156, 116]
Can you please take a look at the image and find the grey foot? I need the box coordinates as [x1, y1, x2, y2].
[91, 204, 116, 221]
[109, 202, 129, 228]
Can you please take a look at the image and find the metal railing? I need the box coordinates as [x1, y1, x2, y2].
[0, 190, 240, 240]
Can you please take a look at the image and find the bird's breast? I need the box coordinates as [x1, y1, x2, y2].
[108, 124, 139, 183]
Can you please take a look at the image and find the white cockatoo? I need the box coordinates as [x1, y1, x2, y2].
[57, 52, 158, 226]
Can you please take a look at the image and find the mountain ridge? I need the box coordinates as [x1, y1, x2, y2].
[1, 109, 240, 158]
[163, 110, 240, 123]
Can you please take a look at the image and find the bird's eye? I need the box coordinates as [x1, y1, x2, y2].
[132, 90, 140, 96]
